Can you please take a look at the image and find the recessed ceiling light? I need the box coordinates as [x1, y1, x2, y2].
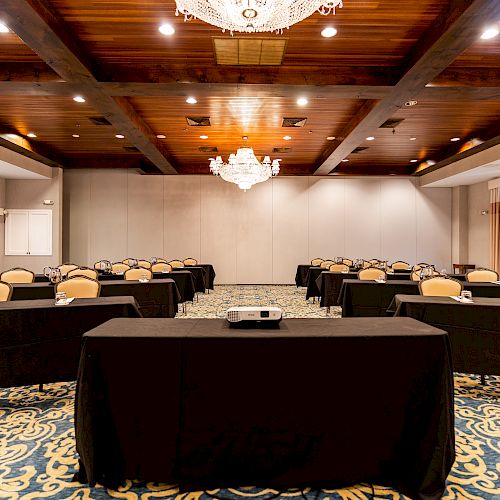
[0, 23, 9, 33]
[26, 132, 37, 138]
[115, 134, 125, 139]
[366, 136, 375, 141]
[405, 100, 418, 107]
[156, 134, 166, 139]
[283, 135, 292, 140]
[410, 159, 418, 163]
[73, 95, 85, 103]
[72, 134, 80, 138]
[450, 137, 461, 142]
[341, 159, 349, 162]
[242, 135, 248, 140]
[200, 135, 208, 139]
[186, 97, 197, 104]
[296, 97, 308, 106]
[159, 23, 175, 36]
[321, 26, 337, 38]
[480, 27, 499, 40]
[326, 136, 336, 140]
[410, 137, 417, 141]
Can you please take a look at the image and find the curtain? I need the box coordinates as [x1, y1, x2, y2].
[491, 187, 500, 273]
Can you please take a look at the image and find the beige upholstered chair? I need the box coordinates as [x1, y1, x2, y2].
[56, 276, 100, 298]
[368, 259, 380, 265]
[342, 258, 353, 267]
[183, 258, 198, 266]
[58, 263, 79, 277]
[152, 262, 172, 273]
[412, 263, 432, 272]
[169, 260, 185, 269]
[391, 261, 411, 270]
[310, 258, 324, 266]
[320, 260, 335, 269]
[0, 280, 13, 301]
[358, 267, 387, 281]
[411, 268, 440, 281]
[124, 267, 153, 281]
[67, 267, 98, 280]
[0, 267, 35, 283]
[112, 262, 130, 274]
[137, 260, 152, 269]
[156, 258, 168, 263]
[123, 258, 138, 267]
[466, 268, 499, 282]
[329, 263, 350, 273]
[419, 276, 463, 297]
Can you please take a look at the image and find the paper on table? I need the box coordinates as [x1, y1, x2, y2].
[375, 279, 386, 283]
[55, 297, 75, 306]
[491, 281, 500, 285]
[450, 296, 473, 303]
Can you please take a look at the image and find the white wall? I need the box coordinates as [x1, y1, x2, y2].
[468, 181, 490, 268]
[63, 170, 453, 284]
[0, 178, 5, 271]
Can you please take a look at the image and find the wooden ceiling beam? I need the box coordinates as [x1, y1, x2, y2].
[0, 0, 177, 174]
[0, 62, 61, 82]
[314, 0, 500, 175]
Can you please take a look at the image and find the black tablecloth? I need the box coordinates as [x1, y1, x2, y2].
[12, 280, 180, 317]
[188, 264, 216, 290]
[0, 296, 141, 388]
[295, 265, 311, 287]
[176, 266, 205, 293]
[75, 317, 454, 499]
[389, 294, 500, 375]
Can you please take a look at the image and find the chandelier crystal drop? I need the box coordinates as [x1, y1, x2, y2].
[209, 147, 280, 190]
[175, 1, 343, 34]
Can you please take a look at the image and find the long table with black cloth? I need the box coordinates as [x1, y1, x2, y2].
[75, 317, 454, 500]
[11, 279, 180, 317]
[337, 278, 497, 317]
[0, 296, 141, 388]
[389, 294, 500, 376]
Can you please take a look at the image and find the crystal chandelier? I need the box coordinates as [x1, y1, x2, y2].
[175, 1, 343, 34]
[209, 147, 280, 190]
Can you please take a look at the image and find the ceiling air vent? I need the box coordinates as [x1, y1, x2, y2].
[123, 146, 140, 152]
[186, 117, 211, 126]
[213, 37, 287, 65]
[379, 118, 404, 128]
[199, 146, 218, 152]
[282, 117, 307, 127]
[88, 116, 112, 126]
[273, 147, 291, 153]
[352, 147, 368, 153]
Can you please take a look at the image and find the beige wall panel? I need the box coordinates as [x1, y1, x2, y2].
[163, 176, 201, 261]
[200, 176, 237, 283]
[308, 178, 346, 261]
[468, 181, 490, 268]
[127, 172, 164, 259]
[63, 169, 91, 266]
[416, 187, 452, 271]
[236, 180, 273, 284]
[89, 169, 128, 264]
[344, 179, 382, 260]
[272, 177, 309, 284]
[380, 179, 417, 265]
[0, 179, 5, 270]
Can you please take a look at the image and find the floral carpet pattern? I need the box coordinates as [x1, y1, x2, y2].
[0, 286, 498, 499]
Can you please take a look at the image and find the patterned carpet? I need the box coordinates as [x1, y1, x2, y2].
[1, 286, 498, 499]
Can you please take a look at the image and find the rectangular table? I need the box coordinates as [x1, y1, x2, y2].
[389, 294, 500, 376]
[75, 317, 454, 499]
[0, 296, 141, 388]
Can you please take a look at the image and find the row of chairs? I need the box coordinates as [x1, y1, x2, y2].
[312, 258, 412, 270]
[96, 257, 197, 273]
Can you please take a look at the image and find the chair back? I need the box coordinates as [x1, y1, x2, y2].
[124, 267, 153, 281]
[169, 260, 185, 268]
[412, 262, 432, 272]
[0, 267, 35, 283]
[137, 260, 152, 269]
[152, 262, 172, 273]
[329, 263, 350, 273]
[58, 263, 79, 277]
[43, 266, 62, 283]
[320, 260, 335, 269]
[123, 258, 138, 267]
[410, 268, 440, 281]
[0, 281, 13, 301]
[67, 267, 98, 280]
[55, 276, 100, 298]
[368, 259, 380, 265]
[111, 262, 130, 274]
[466, 268, 499, 282]
[155, 258, 168, 263]
[94, 260, 112, 273]
[342, 258, 353, 267]
[419, 276, 463, 297]
[183, 258, 198, 266]
[310, 258, 324, 266]
[391, 261, 411, 270]
[358, 267, 387, 281]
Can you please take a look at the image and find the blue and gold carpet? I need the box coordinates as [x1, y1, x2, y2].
[1, 286, 498, 499]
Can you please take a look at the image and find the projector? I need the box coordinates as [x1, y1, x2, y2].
[226, 306, 282, 328]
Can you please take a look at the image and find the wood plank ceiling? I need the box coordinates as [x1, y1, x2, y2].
[0, 0, 499, 176]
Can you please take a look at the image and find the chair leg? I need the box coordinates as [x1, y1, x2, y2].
[480, 374, 486, 385]
[38, 383, 44, 392]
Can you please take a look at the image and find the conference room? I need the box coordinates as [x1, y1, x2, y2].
[0, 1, 499, 499]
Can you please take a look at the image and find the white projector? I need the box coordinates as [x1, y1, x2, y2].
[226, 306, 282, 327]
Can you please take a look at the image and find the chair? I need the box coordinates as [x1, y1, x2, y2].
[0, 267, 35, 283]
[329, 263, 350, 273]
[123, 258, 138, 267]
[453, 263, 475, 274]
[183, 258, 198, 266]
[368, 259, 380, 265]
[342, 258, 353, 267]
[124, 267, 153, 281]
[111, 262, 130, 274]
[310, 258, 324, 266]
[411, 268, 440, 281]
[358, 267, 387, 281]
[55, 276, 101, 298]
[94, 260, 112, 272]
[391, 260, 411, 270]
[169, 260, 185, 268]
[419, 276, 463, 297]
[156, 258, 168, 263]
[466, 268, 499, 282]
[67, 267, 99, 280]
[320, 260, 335, 269]
[412, 263, 432, 272]
[0, 281, 13, 301]
[58, 263, 79, 277]
[137, 260, 152, 269]
[152, 262, 172, 273]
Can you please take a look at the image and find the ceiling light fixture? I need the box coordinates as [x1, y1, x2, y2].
[186, 97, 197, 104]
[450, 137, 461, 142]
[242, 135, 249, 140]
[157, 134, 166, 139]
[405, 100, 418, 106]
[159, 23, 175, 35]
[283, 135, 292, 140]
[26, 133, 37, 138]
[297, 97, 308, 106]
[175, 1, 343, 34]
[0, 22, 9, 33]
[410, 137, 417, 141]
[321, 26, 337, 38]
[72, 134, 80, 138]
[410, 159, 418, 163]
[326, 136, 336, 140]
[115, 134, 125, 139]
[366, 136, 375, 141]
[200, 135, 209, 139]
[480, 27, 499, 40]
[341, 159, 349, 162]
[73, 95, 86, 103]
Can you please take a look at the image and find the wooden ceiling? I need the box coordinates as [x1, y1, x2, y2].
[0, 0, 499, 176]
